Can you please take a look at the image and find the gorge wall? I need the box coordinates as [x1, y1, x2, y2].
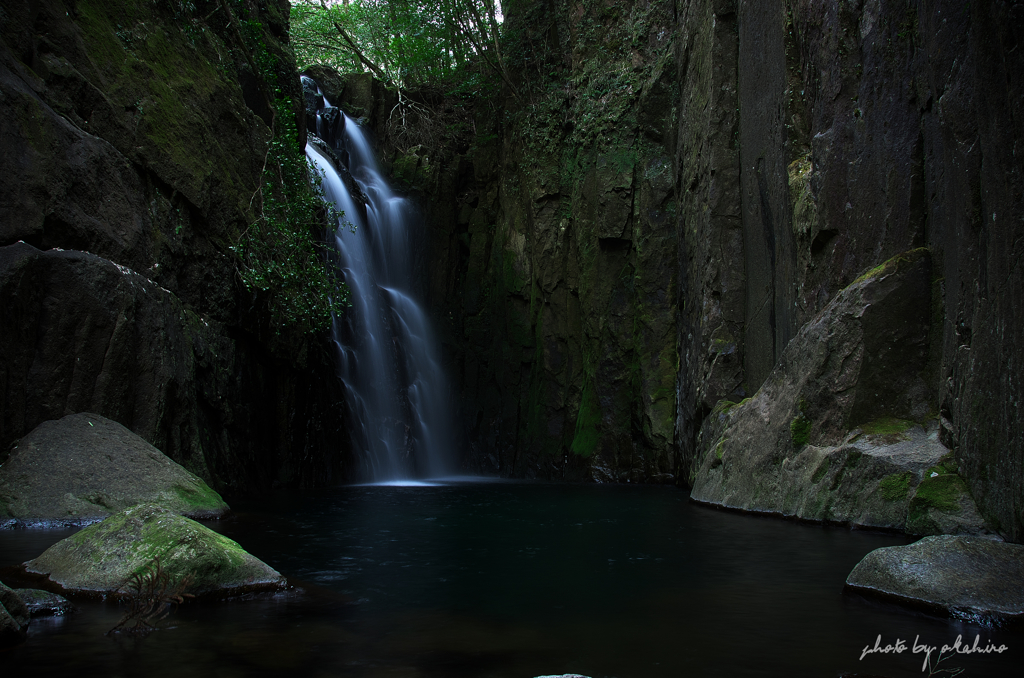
[1, 0, 1020, 542]
[346, 0, 1023, 539]
[0, 0, 346, 494]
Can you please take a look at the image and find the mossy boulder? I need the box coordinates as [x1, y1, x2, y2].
[24, 503, 285, 598]
[0, 413, 228, 527]
[846, 536, 1024, 621]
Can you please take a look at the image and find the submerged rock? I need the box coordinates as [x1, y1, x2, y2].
[690, 250, 994, 535]
[0, 413, 228, 527]
[0, 581, 30, 647]
[846, 536, 1024, 621]
[14, 589, 73, 617]
[24, 503, 285, 598]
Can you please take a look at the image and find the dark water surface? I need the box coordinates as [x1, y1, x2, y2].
[1, 481, 1020, 677]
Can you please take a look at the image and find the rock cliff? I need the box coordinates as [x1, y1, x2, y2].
[2, 0, 1021, 545]
[349, 0, 1022, 541]
[0, 0, 346, 494]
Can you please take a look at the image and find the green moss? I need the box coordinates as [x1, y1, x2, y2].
[712, 399, 738, 415]
[926, 452, 959, 476]
[879, 471, 913, 501]
[570, 380, 601, 458]
[852, 247, 930, 285]
[172, 481, 226, 509]
[714, 436, 726, 459]
[858, 417, 915, 436]
[910, 473, 967, 514]
[791, 414, 811, 447]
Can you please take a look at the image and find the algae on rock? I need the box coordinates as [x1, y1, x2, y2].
[24, 503, 285, 598]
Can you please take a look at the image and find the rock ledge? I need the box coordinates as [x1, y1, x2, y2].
[846, 535, 1024, 621]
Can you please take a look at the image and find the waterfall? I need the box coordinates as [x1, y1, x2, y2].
[302, 76, 454, 482]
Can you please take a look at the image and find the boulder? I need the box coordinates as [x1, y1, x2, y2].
[14, 588, 73, 617]
[24, 503, 285, 598]
[690, 250, 994, 534]
[0, 242, 221, 488]
[0, 413, 228, 527]
[0, 580, 29, 647]
[846, 536, 1024, 621]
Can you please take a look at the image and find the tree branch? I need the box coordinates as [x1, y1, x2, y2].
[318, 0, 390, 82]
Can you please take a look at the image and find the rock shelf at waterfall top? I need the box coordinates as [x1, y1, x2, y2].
[0, 413, 229, 527]
[846, 536, 1024, 620]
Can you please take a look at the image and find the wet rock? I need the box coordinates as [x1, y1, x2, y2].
[0, 580, 29, 647]
[301, 74, 324, 131]
[0, 412, 228, 527]
[24, 503, 286, 598]
[306, 134, 367, 223]
[689, 250, 995, 532]
[14, 588, 73, 617]
[846, 536, 1024, 621]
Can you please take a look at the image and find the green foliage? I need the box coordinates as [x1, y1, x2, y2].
[879, 471, 913, 501]
[290, 0, 506, 95]
[232, 99, 348, 334]
[213, 3, 348, 335]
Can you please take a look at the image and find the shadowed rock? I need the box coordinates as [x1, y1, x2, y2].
[24, 503, 285, 598]
[846, 536, 1024, 621]
[0, 581, 29, 647]
[0, 413, 228, 527]
[13, 588, 73, 617]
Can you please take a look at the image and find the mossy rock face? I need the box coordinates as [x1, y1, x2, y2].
[24, 503, 284, 598]
[906, 472, 995, 537]
[846, 536, 1024, 620]
[0, 413, 228, 527]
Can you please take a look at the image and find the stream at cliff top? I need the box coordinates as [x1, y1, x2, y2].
[2, 482, 1022, 678]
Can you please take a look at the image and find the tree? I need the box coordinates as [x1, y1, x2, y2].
[290, 0, 516, 97]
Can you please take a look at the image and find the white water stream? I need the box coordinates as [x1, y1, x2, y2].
[303, 77, 453, 482]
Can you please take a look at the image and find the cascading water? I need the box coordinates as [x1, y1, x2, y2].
[302, 76, 454, 483]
